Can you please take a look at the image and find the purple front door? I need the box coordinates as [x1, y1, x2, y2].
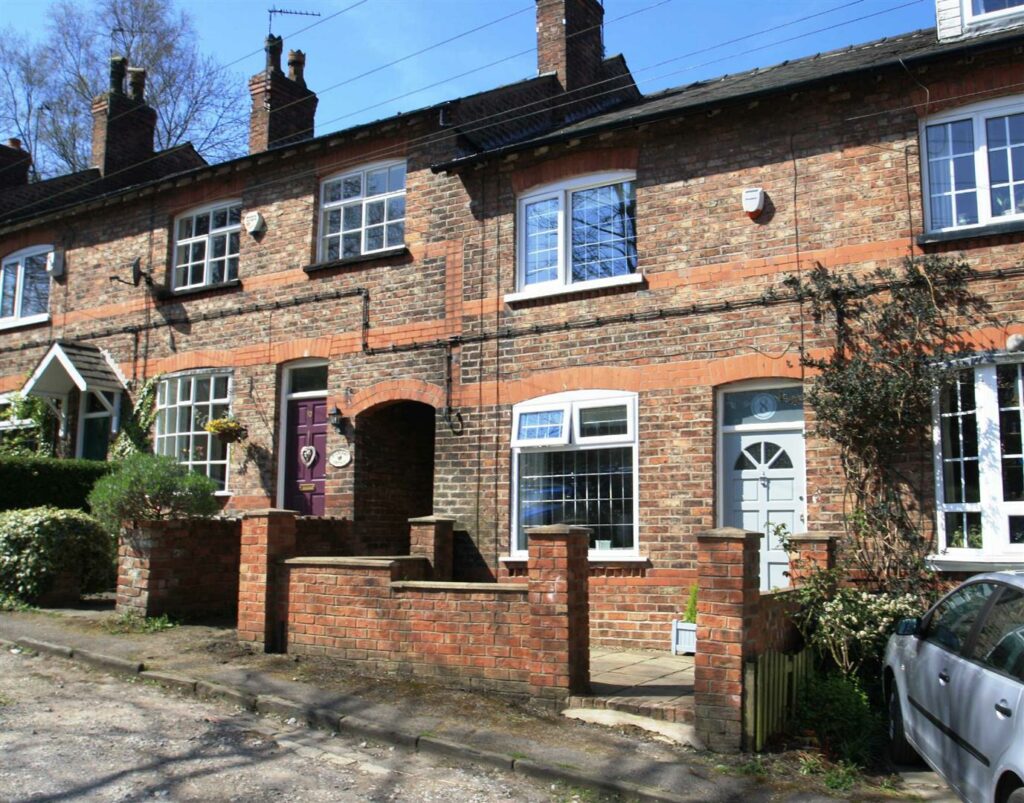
[284, 398, 327, 515]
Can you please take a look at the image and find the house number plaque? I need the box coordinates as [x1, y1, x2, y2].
[328, 447, 352, 468]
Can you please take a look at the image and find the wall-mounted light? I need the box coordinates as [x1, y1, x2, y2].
[328, 405, 347, 433]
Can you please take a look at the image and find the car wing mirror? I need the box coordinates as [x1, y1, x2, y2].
[895, 617, 922, 637]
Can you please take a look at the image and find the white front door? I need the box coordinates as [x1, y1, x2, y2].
[722, 429, 806, 590]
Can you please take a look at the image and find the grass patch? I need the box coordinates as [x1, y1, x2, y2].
[102, 611, 176, 634]
[823, 760, 861, 792]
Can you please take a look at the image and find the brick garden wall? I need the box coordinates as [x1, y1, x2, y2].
[117, 517, 241, 619]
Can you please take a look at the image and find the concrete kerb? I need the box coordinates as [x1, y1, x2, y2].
[3, 638, 699, 803]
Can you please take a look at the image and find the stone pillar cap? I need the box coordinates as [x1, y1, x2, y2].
[697, 527, 761, 540]
[242, 508, 296, 518]
[786, 532, 840, 542]
[408, 515, 457, 524]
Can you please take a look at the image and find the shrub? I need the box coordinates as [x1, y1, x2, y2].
[0, 456, 112, 512]
[683, 584, 698, 623]
[0, 506, 113, 602]
[794, 671, 884, 767]
[88, 453, 219, 534]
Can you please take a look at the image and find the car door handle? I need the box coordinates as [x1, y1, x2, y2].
[938, 670, 950, 684]
[995, 700, 1013, 718]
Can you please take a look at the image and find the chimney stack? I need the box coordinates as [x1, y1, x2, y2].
[536, 0, 605, 93]
[0, 138, 32, 188]
[91, 56, 157, 177]
[248, 35, 318, 153]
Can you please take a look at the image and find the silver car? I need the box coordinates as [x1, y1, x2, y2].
[884, 572, 1024, 803]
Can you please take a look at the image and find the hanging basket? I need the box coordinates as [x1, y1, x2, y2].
[204, 417, 248, 443]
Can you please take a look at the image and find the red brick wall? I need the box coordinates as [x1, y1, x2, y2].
[117, 517, 241, 619]
[277, 523, 589, 699]
[282, 560, 533, 694]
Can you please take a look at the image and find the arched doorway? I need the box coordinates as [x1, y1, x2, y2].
[353, 400, 435, 553]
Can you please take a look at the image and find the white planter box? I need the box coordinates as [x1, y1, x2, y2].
[672, 619, 697, 655]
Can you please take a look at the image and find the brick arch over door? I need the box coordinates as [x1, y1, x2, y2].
[346, 379, 445, 418]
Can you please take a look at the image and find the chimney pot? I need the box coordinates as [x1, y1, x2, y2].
[7, 137, 21, 150]
[109, 56, 127, 94]
[287, 50, 307, 87]
[127, 67, 146, 101]
[265, 35, 283, 72]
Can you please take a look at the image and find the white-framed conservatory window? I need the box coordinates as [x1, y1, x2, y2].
[922, 97, 1024, 232]
[511, 390, 638, 557]
[319, 161, 406, 261]
[173, 201, 241, 290]
[0, 245, 51, 329]
[934, 360, 1024, 558]
[154, 371, 232, 492]
[515, 172, 638, 295]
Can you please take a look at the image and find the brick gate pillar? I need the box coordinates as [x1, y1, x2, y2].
[238, 509, 296, 651]
[786, 532, 839, 587]
[694, 527, 760, 753]
[408, 515, 455, 580]
[526, 524, 591, 702]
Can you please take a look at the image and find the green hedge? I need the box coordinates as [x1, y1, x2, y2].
[0, 456, 113, 512]
[0, 506, 114, 602]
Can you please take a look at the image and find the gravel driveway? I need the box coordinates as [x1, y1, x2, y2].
[0, 650, 580, 803]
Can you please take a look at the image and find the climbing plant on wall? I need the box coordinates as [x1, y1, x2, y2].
[109, 375, 160, 460]
[783, 255, 991, 592]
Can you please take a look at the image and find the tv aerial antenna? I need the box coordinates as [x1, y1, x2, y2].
[268, 6, 321, 35]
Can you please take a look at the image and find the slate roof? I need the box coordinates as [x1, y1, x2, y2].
[435, 25, 1024, 169]
[0, 144, 206, 228]
[54, 341, 125, 388]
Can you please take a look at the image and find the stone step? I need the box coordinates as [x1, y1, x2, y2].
[565, 694, 695, 724]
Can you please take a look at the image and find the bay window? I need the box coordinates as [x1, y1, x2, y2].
[154, 372, 232, 491]
[511, 391, 638, 556]
[935, 361, 1024, 558]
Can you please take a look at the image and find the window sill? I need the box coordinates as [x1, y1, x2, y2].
[157, 279, 242, 300]
[504, 272, 645, 305]
[917, 218, 1024, 246]
[0, 313, 49, 332]
[501, 553, 649, 564]
[926, 553, 1024, 572]
[304, 246, 409, 274]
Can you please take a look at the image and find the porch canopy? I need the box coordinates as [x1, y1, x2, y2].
[22, 341, 126, 436]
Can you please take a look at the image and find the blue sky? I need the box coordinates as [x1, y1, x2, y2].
[4, 0, 936, 136]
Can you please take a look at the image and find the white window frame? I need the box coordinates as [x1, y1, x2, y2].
[510, 390, 639, 559]
[75, 389, 121, 460]
[511, 171, 640, 301]
[318, 160, 406, 262]
[153, 370, 233, 494]
[172, 200, 242, 291]
[0, 244, 52, 330]
[963, 0, 1024, 27]
[933, 358, 1024, 566]
[922, 96, 1024, 233]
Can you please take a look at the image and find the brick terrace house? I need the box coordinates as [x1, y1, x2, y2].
[3, 0, 1024, 650]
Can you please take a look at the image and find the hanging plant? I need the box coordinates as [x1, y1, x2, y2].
[204, 415, 248, 443]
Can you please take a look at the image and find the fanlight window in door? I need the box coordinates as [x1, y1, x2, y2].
[733, 441, 793, 471]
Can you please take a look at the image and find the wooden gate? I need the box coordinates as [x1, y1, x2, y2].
[743, 648, 813, 751]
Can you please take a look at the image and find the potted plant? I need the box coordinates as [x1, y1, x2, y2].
[204, 415, 247, 443]
[673, 584, 698, 655]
